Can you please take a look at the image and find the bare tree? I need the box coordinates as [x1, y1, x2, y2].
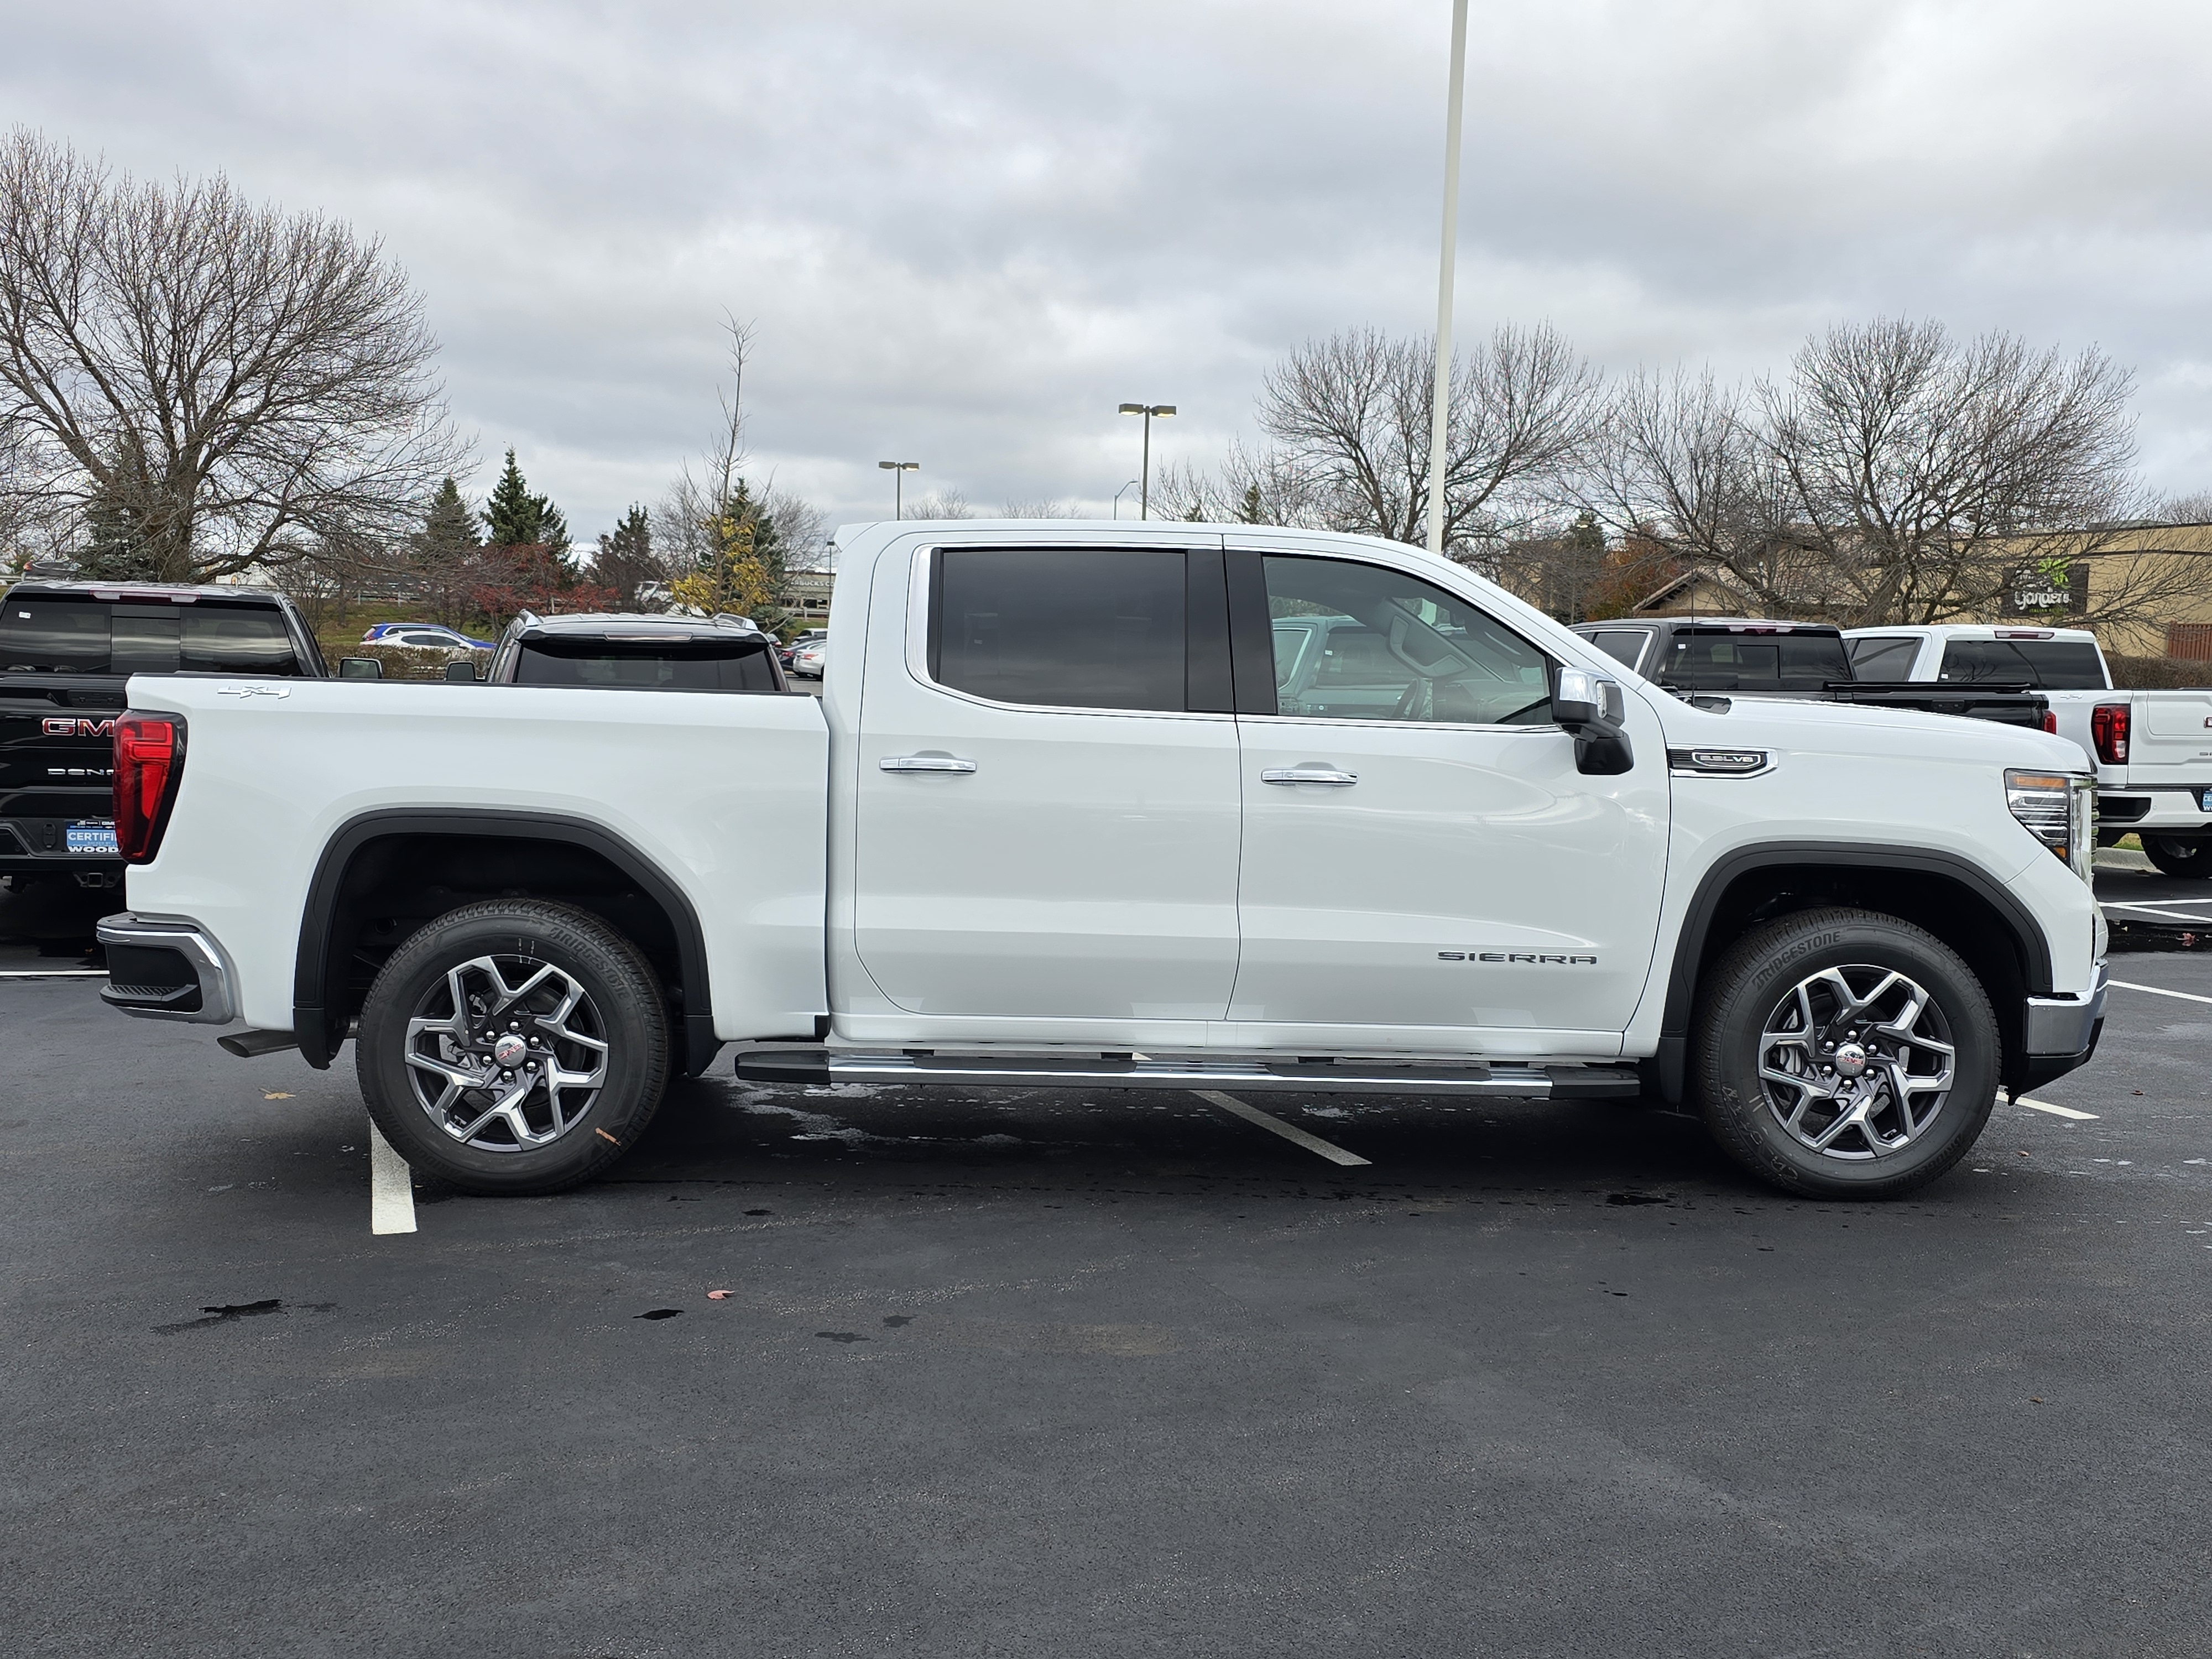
[904, 488, 975, 520]
[1579, 319, 2168, 627]
[0, 129, 466, 582]
[1001, 497, 1078, 518]
[1253, 323, 1603, 557]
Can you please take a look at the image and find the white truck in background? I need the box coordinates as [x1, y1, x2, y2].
[1844, 624, 2212, 877]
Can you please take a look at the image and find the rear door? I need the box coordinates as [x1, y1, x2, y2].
[849, 540, 1244, 1024]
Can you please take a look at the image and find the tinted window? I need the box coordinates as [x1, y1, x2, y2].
[1655, 630, 1849, 691]
[0, 601, 110, 672]
[512, 635, 781, 691]
[1262, 556, 1552, 724]
[181, 608, 299, 674]
[1846, 637, 1920, 680]
[1587, 630, 1651, 671]
[0, 597, 298, 675]
[931, 548, 1186, 711]
[1939, 639, 2106, 690]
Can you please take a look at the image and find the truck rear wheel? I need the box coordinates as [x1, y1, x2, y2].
[2141, 834, 2212, 878]
[1691, 907, 1998, 1199]
[356, 900, 671, 1196]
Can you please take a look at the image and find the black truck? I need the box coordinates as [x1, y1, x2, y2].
[1571, 617, 2051, 729]
[0, 581, 326, 899]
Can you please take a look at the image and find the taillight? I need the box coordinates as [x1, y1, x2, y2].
[2090, 702, 2130, 765]
[2041, 710, 2058, 734]
[113, 711, 186, 863]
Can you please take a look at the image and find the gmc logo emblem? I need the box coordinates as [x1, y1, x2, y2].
[42, 717, 116, 738]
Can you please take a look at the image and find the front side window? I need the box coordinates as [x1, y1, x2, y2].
[1262, 556, 1552, 724]
[931, 547, 1187, 711]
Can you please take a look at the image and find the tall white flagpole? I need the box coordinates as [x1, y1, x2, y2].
[1424, 0, 1470, 556]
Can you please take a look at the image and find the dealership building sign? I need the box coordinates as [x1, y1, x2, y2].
[2004, 561, 2090, 615]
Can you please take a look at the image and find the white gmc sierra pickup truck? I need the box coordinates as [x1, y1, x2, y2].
[98, 523, 2107, 1200]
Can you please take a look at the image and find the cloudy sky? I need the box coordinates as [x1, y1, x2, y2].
[7, 0, 2211, 542]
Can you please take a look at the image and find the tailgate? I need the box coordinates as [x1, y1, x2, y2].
[0, 679, 126, 852]
[2128, 691, 2212, 780]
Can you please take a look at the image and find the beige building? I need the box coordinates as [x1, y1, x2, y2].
[1626, 523, 2212, 662]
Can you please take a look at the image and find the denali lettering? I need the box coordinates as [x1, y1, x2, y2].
[1437, 951, 1599, 964]
[41, 717, 116, 738]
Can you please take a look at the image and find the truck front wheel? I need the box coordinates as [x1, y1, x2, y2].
[1691, 907, 1999, 1199]
[2141, 834, 2212, 878]
[357, 900, 672, 1196]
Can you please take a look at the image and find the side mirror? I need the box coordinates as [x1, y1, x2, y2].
[442, 660, 479, 682]
[1552, 664, 1634, 776]
[337, 656, 383, 680]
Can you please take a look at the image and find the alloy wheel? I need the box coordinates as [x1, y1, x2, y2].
[401, 954, 610, 1151]
[1755, 964, 1957, 1160]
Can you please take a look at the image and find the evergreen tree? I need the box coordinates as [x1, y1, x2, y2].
[415, 476, 480, 559]
[1236, 483, 1265, 524]
[408, 476, 483, 625]
[481, 448, 571, 564]
[75, 486, 160, 580]
[595, 504, 659, 606]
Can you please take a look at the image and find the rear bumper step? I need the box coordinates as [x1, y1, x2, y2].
[734, 1048, 1641, 1099]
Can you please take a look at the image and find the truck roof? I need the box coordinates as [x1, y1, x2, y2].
[1840, 623, 2100, 644]
[3, 579, 293, 604]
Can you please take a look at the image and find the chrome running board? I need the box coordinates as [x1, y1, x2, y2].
[734, 1048, 1641, 1099]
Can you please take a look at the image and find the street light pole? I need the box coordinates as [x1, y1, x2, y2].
[877, 460, 918, 519]
[1118, 403, 1176, 520]
[1424, 0, 1469, 557]
[1112, 479, 1141, 520]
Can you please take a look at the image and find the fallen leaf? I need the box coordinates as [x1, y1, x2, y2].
[264, 1092, 294, 1100]
[707, 1290, 733, 1301]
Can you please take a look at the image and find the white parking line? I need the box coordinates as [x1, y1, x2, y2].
[1193, 1090, 1372, 1166]
[0, 969, 106, 978]
[368, 1120, 418, 1235]
[2111, 979, 2212, 1007]
[2015, 1097, 2099, 1121]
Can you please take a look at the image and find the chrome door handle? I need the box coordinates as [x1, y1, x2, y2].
[1260, 766, 1358, 786]
[880, 755, 977, 773]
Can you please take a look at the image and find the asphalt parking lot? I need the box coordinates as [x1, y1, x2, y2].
[4, 863, 2210, 1657]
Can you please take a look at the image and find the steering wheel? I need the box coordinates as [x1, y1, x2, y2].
[1391, 677, 1434, 721]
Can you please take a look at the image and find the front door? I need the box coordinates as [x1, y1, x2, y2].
[851, 541, 1243, 1025]
[1227, 546, 1671, 1051]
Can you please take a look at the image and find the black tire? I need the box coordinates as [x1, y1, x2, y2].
[2142, 834, 2212, 879]
[1691, 907, 1999, 1199]
[356, 900, 671, 1196]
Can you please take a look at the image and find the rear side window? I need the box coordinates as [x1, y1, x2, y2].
[0, 598, 300, 675]
[511, 635, 781, 691]
[1939, 639, 2105, 689]
[1656, 630, 1849, 691]
[1846, 637, 1920, 680]
[1586, 630, 1651, 672]
[930, 547, 1187, 711]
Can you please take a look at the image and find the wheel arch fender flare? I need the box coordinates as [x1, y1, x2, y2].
[292, 808, 716, 1074]
[1650, 841, 2053, 1103]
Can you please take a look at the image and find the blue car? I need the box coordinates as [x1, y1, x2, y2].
[360, 622, 497, 650]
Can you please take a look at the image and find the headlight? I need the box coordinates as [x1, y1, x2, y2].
[2006, 768, 2095, 883]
